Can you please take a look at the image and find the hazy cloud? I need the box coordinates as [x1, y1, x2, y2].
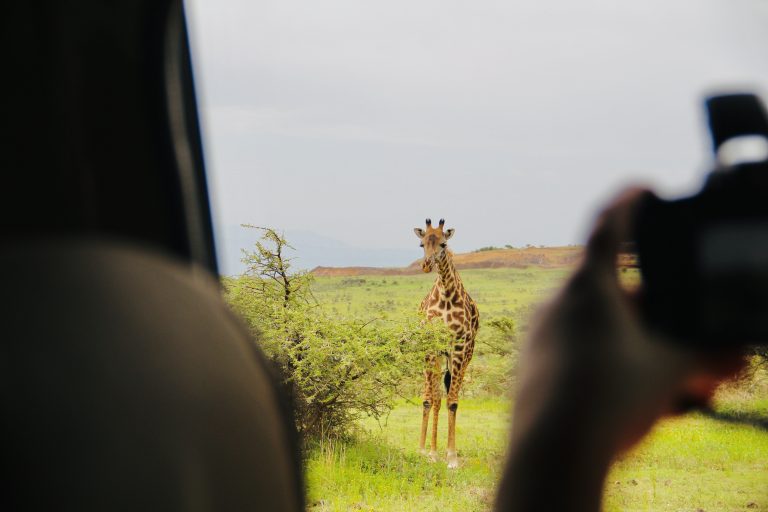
[186, 0, 768, 269]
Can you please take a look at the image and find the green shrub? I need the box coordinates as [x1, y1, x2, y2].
[463, 316, 519, 396]
[223, 227, 451, 440]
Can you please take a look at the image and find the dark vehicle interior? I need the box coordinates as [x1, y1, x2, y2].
[3, 1, 303, 509]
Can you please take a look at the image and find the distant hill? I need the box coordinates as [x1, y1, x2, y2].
[217, 225, 414, 275]
[311, 246, 585, 276]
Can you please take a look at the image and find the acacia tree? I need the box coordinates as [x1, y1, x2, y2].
[238, 225, 313, 310]
[224, 226, 450, 440]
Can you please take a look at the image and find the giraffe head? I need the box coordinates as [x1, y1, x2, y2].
[413, 218, 454, 273]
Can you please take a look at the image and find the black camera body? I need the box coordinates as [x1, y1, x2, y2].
[636, 94, 768, 348]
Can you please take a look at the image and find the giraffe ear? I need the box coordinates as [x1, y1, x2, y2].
[444, 228, 455, 240]
[414, 228, 426, 238]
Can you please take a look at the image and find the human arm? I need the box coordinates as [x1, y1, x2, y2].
[495, 188, 743, 511]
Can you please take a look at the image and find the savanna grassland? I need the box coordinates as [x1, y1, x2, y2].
[305, 267, 768, 512]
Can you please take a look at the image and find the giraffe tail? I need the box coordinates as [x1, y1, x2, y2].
[443, 370, 451, 393]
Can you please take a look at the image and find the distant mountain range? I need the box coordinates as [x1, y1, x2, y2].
[216, 225, 416, 276]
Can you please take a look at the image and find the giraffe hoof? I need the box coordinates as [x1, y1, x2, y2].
[447, 451, 459, 469]
[428, 451, 439, 463]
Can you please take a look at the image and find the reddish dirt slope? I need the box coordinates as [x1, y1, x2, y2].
[311, 246, 585, 277]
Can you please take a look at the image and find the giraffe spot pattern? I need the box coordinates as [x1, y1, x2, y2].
[417, 240, 479, 460]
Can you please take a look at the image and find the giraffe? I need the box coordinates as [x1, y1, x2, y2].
[413, 218, 480, 469]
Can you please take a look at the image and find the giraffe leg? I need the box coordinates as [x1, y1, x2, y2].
[429, 362, 442, 462]
[446, 362, 467, 469]
[418, 358, 433, 456]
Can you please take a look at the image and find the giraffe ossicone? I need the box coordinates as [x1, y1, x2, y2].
[413, 218, 480, 469]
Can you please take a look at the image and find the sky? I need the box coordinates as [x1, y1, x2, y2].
[185, 0, 768, 274]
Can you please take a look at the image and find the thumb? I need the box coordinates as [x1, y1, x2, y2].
[584, 187, 653, 278]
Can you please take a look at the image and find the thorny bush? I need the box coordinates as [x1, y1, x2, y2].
[223, 227, 451, 441]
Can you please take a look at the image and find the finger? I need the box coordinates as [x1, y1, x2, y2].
[584, 187, 654, 277]
[665, 352, 746, 415]
[684, 352, 747, 394]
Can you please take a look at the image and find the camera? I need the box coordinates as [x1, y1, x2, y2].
[635, 93, 768, 348]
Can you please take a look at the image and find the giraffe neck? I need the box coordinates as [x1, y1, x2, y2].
[435, 250, 462, 298]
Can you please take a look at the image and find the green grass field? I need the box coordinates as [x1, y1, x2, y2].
[311, 267, 570, 325]
[306, 267, 768, 511]
[306, 399, 768, 512]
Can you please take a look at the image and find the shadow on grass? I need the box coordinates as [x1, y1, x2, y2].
[698, 407, 768, 432]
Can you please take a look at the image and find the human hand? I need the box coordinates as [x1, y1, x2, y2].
[496, 188, 743, 511]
